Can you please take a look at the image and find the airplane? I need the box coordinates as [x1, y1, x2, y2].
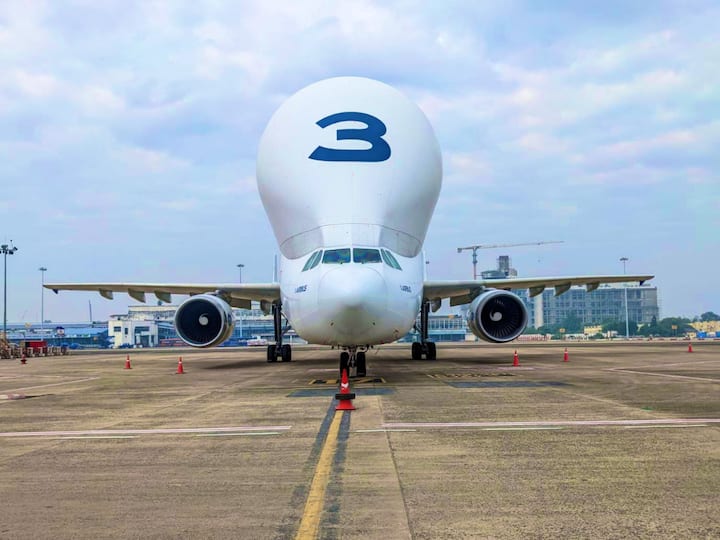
[46, 76, 653, 376]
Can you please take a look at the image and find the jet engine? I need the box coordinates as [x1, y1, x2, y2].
[174, 294, 235, 347]
[467, 290, 529, 343]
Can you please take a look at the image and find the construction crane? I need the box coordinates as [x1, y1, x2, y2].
[457, 241, 564, 280]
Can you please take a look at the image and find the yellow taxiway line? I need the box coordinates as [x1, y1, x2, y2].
[295, 411, 343, 540]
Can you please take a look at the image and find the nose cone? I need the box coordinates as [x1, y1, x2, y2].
[319, 266, 387, 343]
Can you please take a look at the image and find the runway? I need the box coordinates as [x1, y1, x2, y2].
[1, 341, 718, 539]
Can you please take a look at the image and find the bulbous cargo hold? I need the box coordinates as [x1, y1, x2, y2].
[467, 290, 529, 343]
[256, 77, 442, 259]
[174, 294, 235, 347]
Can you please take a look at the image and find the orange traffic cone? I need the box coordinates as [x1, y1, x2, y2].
[563, 348, 569, 362]
[176, 357, 185, 374]
[335, 368, 356, 411]
[512, 350, 520, 367]
[688, 343, 693, 353]
[124, 355, 132, 369]
[20, 352, 26, 365]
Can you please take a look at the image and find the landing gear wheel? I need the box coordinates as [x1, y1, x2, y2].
[411, 342, 422, 360]
[280, 344, 292, 362]
[266, 344, 277, 363]
[426, 342, 437, 360]
[356, 352, 367, 377]
[339, 352, 350, 377]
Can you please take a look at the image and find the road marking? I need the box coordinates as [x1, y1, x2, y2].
[482, 427, 564, 431]
[382, 419, 720, 429]
[608, 369, 719, 383]
[0, 426, 292, 438]
[194, 431, 282, 437]
[53, 436, 136, 440]
[0, 393, 26, 400]
[355, 429, 417, 433]
[6, 377, 100, 392]
[623, 424, 709, 429]
[295, 412, 343, 540]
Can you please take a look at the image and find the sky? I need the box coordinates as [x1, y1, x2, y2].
[1, 0, 718, 323]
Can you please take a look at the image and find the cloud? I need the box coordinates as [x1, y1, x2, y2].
[1, 0, 718, 320]
[119, 145, 190, 173]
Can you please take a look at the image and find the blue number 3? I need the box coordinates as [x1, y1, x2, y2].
[309, 112, 391, 162]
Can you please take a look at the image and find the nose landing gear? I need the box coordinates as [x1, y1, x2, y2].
[339, 347, 368, 378]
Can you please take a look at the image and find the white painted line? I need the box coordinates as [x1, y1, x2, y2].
[483, 427, 564, 431]
[0, 393, 26, 400]
[623, 424, 709, 429]
[608, 369, 719, 383]
[7, 377, 100, 392]
[354, 429, 417, 433]
[53, 436, 137, 440]
[194, 431, 282, 437]
[382, 419, 720, 429]
[0, 426, 292, 438]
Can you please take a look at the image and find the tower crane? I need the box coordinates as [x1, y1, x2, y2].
[457, 241, 564, 280]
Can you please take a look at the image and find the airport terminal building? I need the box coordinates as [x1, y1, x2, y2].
[517, 284, 660, 328]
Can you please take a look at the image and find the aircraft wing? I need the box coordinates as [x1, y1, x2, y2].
[424, 274, 654, 307]
[45, 283, 281, 309]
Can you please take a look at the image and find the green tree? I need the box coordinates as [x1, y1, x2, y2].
[656, 317, 693, 336]
[638, 320, 659, 336]
[537, 323, 560, 335]
[700, 311, 720, 322]
[602, 319, 638, 336]
[561, 313, 584, 333]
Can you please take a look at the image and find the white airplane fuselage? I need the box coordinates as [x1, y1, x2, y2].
[280, 250, 424, 346]
[256, 76, 442, 349]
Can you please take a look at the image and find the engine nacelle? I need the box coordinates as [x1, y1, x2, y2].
[174, 294, 235, 348]
[467, 290, 529, 343]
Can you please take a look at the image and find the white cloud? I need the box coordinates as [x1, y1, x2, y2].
[444, 152, 493, 185]
[1, 0, 718, 320]
[158, 199, 198, 211]
[576, 164, 667, 185]
[119, 146, 190, 173]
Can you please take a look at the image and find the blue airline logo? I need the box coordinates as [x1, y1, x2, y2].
[309, 112, 391, 162]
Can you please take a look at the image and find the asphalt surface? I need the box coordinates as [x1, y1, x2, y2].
[1, 341, 718, 539]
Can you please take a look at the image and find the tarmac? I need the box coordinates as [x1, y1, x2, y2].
[1, 341, 718, 539]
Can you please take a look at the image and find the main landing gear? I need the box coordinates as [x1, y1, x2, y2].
[267, 302, 292, 363]
[339, 347, 367, 378]
[411, 301, 437, 360]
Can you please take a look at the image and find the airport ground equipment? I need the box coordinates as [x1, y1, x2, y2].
[1, 337, 21, 359]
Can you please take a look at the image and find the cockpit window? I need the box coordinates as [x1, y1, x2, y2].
[322, 248, 351, 264]
[302, 250, 323, 271]
[353, 248, 382, 264]
[381, 249, 403, 270]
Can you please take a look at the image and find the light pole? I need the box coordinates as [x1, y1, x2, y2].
[237, 263, 244, 283]
[39, 267, 47, 332]
[620, 257, 629, 339]
[2, 241, 19, 338]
